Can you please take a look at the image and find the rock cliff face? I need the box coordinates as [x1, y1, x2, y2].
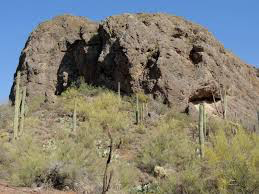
[10, 15, 100, 102]
[10, 13, 259, 128]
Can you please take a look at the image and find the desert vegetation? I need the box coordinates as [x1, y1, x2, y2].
[0, 78, 258, 194]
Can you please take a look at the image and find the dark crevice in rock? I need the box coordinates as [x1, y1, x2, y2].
[55, 34, 102, 95]
[172, 33, 182, 39]
[172, 27, 185, 39]
[189, 96, 220, 105]
[189, 45, 204, 64]
[146, 50, 161, 79]
[142, 49, 169, 104]
[189, 87, 221, 104]
[95, 26, 134, 94]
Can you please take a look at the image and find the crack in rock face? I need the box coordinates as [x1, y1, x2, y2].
[9, 13, 259, 129]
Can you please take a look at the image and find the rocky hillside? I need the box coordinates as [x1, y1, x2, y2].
[1, 81, 259, 193]
[10, 13, 259, 128]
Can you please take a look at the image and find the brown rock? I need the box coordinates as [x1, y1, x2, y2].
[154, 166, 167, 178]
[10, 13, 259, 128]
[10, 15, 101, 103]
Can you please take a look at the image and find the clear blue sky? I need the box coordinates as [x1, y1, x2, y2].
[0, 1, 258, 103]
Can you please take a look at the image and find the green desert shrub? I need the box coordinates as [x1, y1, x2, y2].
[110, 161, 140, 192]
[0, 122, 103, 190]
[205, 128, 259, 193]
[155, 167, 206, 194]
[78, 82, 107, 97]
[137, 114, 197, 174]
[137, 115, 259, 194]
[0, 135, 49, 186]
[0, 103, 13, 130]
[69, 78, 107, 97]
[62, 87, 131, 133]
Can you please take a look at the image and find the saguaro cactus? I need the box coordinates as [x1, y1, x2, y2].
[199, 104, 205, 158]
[218, 85, 228, 120]
[72, 99, 77, 133]
[135, 95, 139, 125]
[118, 82, 121, 102]
[13, 71, 21, 140]
[142, 103, 145, 121]
[223, 89, 227, 120]
[19, 86, 26, 136]
[139, 103, 142, 123]
[203, 103, 207, 137]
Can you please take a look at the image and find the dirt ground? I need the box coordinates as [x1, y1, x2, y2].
[0, 181, 76, 194]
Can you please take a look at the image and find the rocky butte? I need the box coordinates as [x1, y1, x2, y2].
[9, 13, 259, 128]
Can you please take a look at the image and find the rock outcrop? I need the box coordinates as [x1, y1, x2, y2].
[10, 15, 101, 103]
[10, 13, 259, 128]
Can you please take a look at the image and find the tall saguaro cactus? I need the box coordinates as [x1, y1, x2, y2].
[256, 111, 259, 129]
[136, 95, 139, 125]
[118, 82, 121, 102]
[199, 104, 205, 158]
[19, 86, 27, 136]
[13, 71, 21, 140]
[142, 103, 145, 121]
[72, 99, 77, 133]
[223, 89, 227, 120]
[203, 103, 207, 137]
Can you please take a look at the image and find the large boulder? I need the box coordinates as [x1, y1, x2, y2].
[10, 15, 101, 103]
[10, 13, 259, 128]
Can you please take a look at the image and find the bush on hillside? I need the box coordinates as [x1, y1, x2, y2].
[137, 116, 259, 194]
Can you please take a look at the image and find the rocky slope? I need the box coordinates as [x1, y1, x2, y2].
[10, 13, 259, 129]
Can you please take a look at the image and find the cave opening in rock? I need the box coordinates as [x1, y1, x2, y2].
[55, 34, 102, 95]
[189, 45, 204, 64]
[189, 90, 221, 105]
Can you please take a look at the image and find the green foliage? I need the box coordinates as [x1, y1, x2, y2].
[137, 113, 259, 194]
[113, 162, 139, 192]
[155, 167, 206, 194]
[136, 92, 150, 104]
[0, 103, 13, 130]
[137, 113, 196, 174]
[69, 79, 107, 97]
[206, 128, 259, 193]
[1, 82, 258, 193]
[63, 87, 131, 133]
[0, 124, 102, 189]
[0, 135, 49, 186]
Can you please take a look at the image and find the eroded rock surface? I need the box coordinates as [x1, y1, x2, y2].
[10, 15, 101, 103]
[10, 13, 259, 128]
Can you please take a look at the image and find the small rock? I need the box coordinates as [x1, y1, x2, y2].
[154, 166, 167, 178]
